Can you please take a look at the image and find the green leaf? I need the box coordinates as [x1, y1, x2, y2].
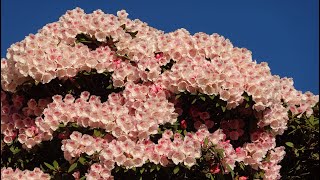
[173, 166, 180, 174]
[308, 115, 315, 126]
[78, 157, 86, 165]
[106, 84, 113, 89]
[94, 129, 102, 137]
[140, 168, 145, 174]
[53, 160, 59, 170]
[44, 162, 55, 170]
[83, 71, 90, 75]
[132, 167, 136, 171]
[175, 94, 181, 100]
[226, 164, 234, 178]
[204, 138, 209, 147]
[10, 146, 21, 155]
[245, 103, 250, 108]
[210, 173, 215, 180]
[68, 163, 78, 173]
[58, 123, 66, 128]
[40, 164, 45, 172]
[79, 176, 86, 180]
[239, 162, 245, 170]
[294, 149, 299, 157]
[191, 98, 197, 104]
[183, 130, 187, 136]
[216, 103, 220, 107]
[200, 96, 206, 101]
[285, 142, 294, 148]
[221, 106, 226, 112]
[209, 95, 215, 100]
[156, 165, 161, 171]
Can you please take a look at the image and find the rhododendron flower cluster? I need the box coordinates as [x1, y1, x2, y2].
[1, 8, 318, 180]
[1, 167, 50, 180]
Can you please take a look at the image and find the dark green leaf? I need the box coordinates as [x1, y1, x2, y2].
[175, 94, 181, 100]
[53, 160, 59, 170]
[183, 130, 187, 136]
[173, 166, 179, 174]
[210, 173, 215, 180]
[68, 163, 78, 173]
[239, 162, 245, 170]
[245, 103, 250, 108]
[78, 157, 86, 165]
[294, 149, 299, 157]
[94, 129, 102, 137]
[44, 162, 55, 170]
[209, 95, 215, 100]
[221, 106, 226, 112]
[140, 168, 145, 174]
[226, 164, 234, 178]
[204, 138, 209, 147]
[106, 84, 113, 89]
[285, 142, 294, 148]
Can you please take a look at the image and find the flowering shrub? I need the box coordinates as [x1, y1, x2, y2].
[1, 8, 319, 180]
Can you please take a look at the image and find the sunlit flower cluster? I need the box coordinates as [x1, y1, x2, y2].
[62, 129, 232, 179]
[1, 8, 319, 180]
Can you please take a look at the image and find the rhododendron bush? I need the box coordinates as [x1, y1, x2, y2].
[1, 8, 319, 180]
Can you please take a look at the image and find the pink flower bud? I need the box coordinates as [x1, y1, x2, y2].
[181, 120, 187, 129]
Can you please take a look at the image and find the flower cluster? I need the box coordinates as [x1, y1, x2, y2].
[1, 8, 319, 180]
[1, 167, 50, 180]
[35, 87, 177, 146]
[220, 119, 245, 141]
[1, 91, 51, 149]
[61, 129, 236, 179]
[85, 163, 113, 180]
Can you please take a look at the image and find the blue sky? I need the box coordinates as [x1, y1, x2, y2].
[1, 0, 319, 94]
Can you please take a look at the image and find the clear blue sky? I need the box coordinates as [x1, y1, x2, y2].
[1, 0, 319, 94]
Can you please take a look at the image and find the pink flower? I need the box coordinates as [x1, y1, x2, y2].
[239, 176, 248, 180]
[180, 120, 187, 129]
[171, 151, 185, 165]
[72, 171, 80, 180]
[194, 121, 203, 130]
[160, 155, 169, 166]
[229, 131, 239, 140]
[210, 165, 220, 174]
[162, 130, 173, 139]
[204, 120, 214, 129]
[184, 156, 196, 167]
[199, 112, 210, 120]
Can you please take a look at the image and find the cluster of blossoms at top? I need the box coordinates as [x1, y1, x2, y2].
[1, 8, 318, 180]
[1, 167, 50, 180]
[1, 8, 318, 135]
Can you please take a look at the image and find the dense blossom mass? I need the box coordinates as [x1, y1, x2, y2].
[1, 8, 318, 180]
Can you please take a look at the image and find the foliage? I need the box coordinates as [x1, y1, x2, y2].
[277, 103, 319, 179]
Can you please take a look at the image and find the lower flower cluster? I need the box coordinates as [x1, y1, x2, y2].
[1, 167, 50, 180]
